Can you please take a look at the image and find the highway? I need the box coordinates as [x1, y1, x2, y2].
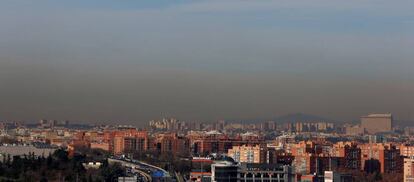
[108, 158, 152, 182]
[108, 157, 172, 182]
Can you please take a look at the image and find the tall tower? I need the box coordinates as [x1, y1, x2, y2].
[361, 114, 392, 134]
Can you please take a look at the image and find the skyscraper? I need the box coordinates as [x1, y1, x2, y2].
[361, 114, 393, 134]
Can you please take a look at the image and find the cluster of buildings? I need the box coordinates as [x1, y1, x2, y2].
[1, 113, 414, 181]
[148, 118, 336, 134]
[345, 114, 393, 135]
[69, 127, 192, 157]
[189, 139, 409, 181]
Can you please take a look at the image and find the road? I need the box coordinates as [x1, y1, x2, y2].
[108, 158, 152, 182]
[108, 157, 172, 182]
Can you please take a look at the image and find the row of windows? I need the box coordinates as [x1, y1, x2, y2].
[242, 173, 285, 178]
[243, 179, 284, 182]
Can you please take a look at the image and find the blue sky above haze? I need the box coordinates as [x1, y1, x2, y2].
[0, 0, 413, 124]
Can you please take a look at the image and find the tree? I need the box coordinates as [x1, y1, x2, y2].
[40, 171, 48, 182]
[374, 172, 382, 181]
[40, 176, 48, 182]
[101, 163, 125, 182]
[6, 154, 11, 166]
[88, 173, 93, 182]
[0, 147, 117, 181]
[46, 154, 53, 169]
[53, 149, 69, 162]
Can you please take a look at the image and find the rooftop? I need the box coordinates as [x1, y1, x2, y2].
[362, 113, 392, 118]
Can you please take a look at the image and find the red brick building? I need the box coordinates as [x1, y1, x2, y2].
[359, 143, 402, 173]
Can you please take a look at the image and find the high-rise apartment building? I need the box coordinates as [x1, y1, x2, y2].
[361, 114, 392, 134]
[293, 154, 340, 175]
[331, 142, 361, 170]
[112, 130, 148, 155]
[152, 133, 190, 155]
[227, 144, 267, 163]
[404, 157, 414, 182]
[359, 143, 402, 173]
[401, 145, 414, 157]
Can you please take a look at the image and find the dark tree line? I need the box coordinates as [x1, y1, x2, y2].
[0, 149, 125, 182]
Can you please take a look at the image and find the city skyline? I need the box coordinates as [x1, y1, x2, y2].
[0, 111, 411, 181]
[0, 1, 413, 181]
[1, 0, 413, 124]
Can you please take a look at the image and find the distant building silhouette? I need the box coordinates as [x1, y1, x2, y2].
[361, 114, 392, 134]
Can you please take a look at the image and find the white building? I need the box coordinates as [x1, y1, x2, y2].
[404, 157, 414, 182]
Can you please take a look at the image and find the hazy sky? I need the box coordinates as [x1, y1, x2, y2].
[1, 0, 413, 125]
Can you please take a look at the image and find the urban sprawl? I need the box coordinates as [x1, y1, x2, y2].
[0, 113, 413, 182]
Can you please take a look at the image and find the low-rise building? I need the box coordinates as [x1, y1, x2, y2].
[211, 160, 239, 182]
[239, 163, 295, 182]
